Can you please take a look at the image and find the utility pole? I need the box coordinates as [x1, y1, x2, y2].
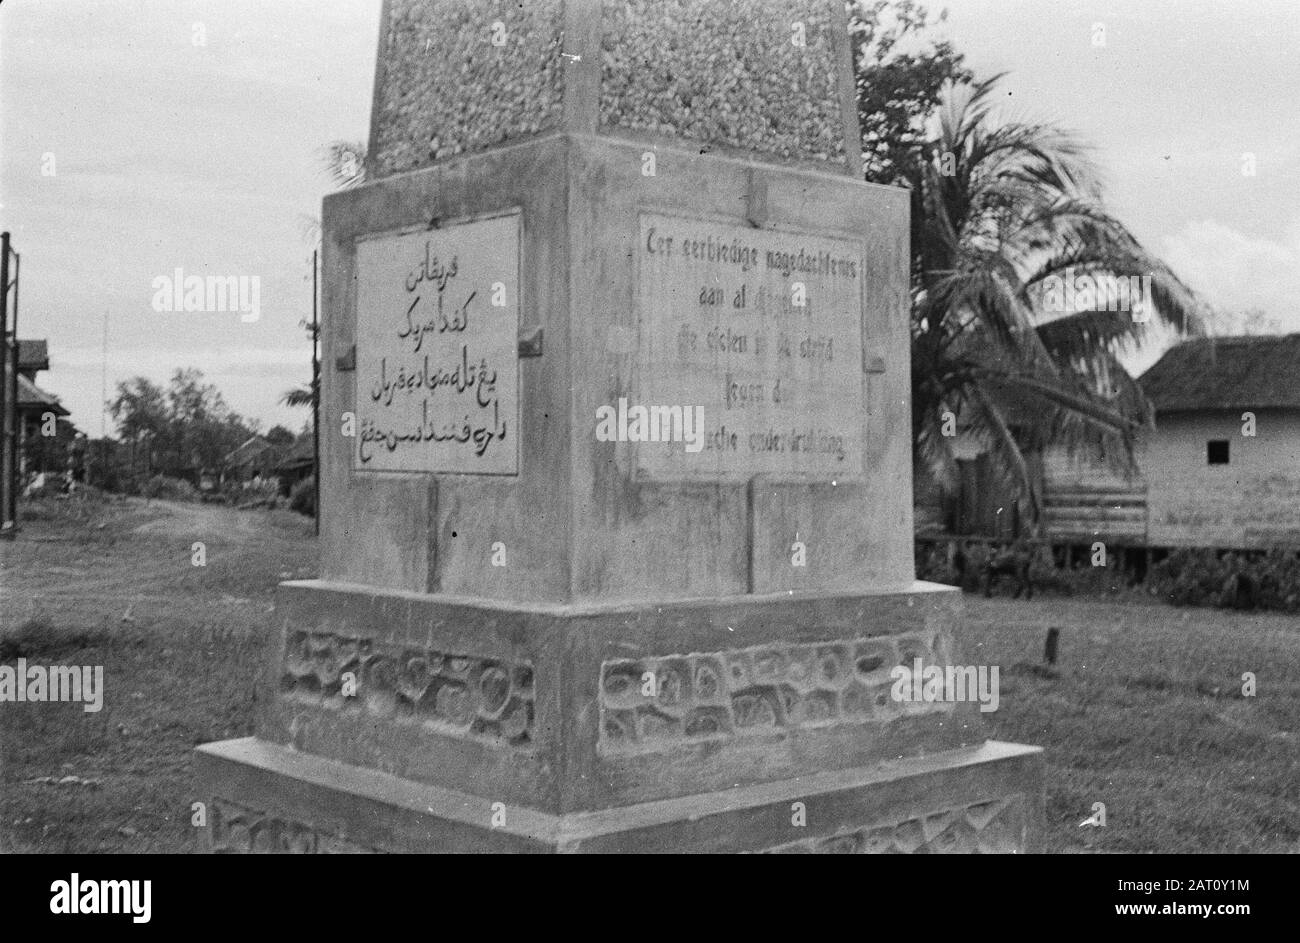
[100, 308, 108, 487]
[0, 232, 10, 538]
[311, 248, 320, 535]
[8, 248, 17, 533]
[101, 308, 108, 441]
[1, 232, 18, 539]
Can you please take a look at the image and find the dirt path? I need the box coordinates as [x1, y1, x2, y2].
[129, 497, 266, 539]
[0, 498, 317, 625]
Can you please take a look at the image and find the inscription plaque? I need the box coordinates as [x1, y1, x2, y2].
[354, 212, 520, 474]
[637, 213, 865, 481]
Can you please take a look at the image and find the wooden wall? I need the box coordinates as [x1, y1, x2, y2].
[1040, 443, 1147, 545]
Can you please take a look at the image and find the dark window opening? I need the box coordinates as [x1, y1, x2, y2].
[1207, 440, 1230, 465]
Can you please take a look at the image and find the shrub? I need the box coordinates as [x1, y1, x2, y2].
[140, 474, 199, 501]
[915, 541, 1037, 594]
[289, 476, 315, 517]
[106, 472, 144, 496]
[232, 478, 280, 509]
[1149, 548, 1300, 612]
[1033, 548, 1131, 597]
[916, 540, 1131, 597]
[915, 542, 960, 587]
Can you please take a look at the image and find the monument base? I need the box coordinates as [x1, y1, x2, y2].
[196, 737, 1041, 853]
[195, 580, 1045, 853]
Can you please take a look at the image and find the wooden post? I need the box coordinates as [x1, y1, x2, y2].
[1044, 627, 1060, 666]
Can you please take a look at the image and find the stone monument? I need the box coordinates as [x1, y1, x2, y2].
[196, 0, 1043, 853]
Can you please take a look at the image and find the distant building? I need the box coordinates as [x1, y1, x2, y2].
[221, 434, 281, 485]
[273, 435, 315, 496]
[916, 333, 1300, 554]
[8, 339, 77, 477]
[1138, 334, 1300, 549]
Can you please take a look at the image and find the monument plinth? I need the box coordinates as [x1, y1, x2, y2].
[196, 0, 1043, 853]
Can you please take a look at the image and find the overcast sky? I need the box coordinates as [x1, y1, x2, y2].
[1, 0, 1296, 436]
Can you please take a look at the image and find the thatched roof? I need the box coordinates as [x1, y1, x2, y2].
[1139, 334, 1300, 412]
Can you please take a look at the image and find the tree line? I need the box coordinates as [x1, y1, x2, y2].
[105, 368, 298, 485]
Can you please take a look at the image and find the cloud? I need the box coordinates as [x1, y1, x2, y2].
[1160, 219, 1300, 332]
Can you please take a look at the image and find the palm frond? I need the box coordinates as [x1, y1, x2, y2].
[298, 214, 322, 247]
[281, 385, 315, 409]
[321, 140, 368, 190]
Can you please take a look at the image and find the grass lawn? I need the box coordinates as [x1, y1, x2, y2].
[1, 492, 1297, 853]
[966, 593, 1300, 853]
[0, 493, 316, 853]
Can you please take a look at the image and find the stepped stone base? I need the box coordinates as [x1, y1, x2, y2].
[196, 737, 1042, 854]
[195, 580, 1044, 853]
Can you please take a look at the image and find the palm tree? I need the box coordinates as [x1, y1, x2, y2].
[295, 140, 368, 248]
[281, 373, 317, 409]
[323, 140, 368, 190]
[908, 76, 1204, 529]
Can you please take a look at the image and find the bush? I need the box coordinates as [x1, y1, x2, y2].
[140, 474, 198, 501]
[1033, 549, 1131, 597]
[232, 478, 280, 509]
[18, 486, 113, 524]
[1149, 548, 1300, 612]
[915, 542, 963, 588]
[104, 472, 142, 496]
[915, 541, 1039, 593]
[916, 540, 1131, 597]
[289, 476, 315, 517]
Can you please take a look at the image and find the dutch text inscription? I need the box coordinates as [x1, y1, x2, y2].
[637, 213, 865, 481]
